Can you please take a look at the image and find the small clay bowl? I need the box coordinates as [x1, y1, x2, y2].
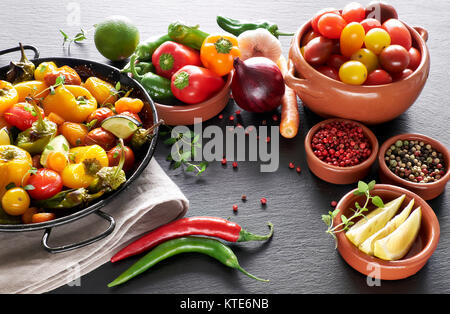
[334, 184, 440, 280]
[304, 118, 379, 184]
[378, 133, 450, 200]
[155, 71, 233, 126]
[285, 19, 430, 125]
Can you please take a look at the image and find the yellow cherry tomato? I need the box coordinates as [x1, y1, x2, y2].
[339, 61, 368, 85]
[351, 48, 380, 73]
[0, 80, 19, 115]
[82, 77, 118, 105]
[340, 22, 365, 58]
[34, 62, 58, 81]
[364, 28, 391, 55]
[13, 80, 49, 102]
[2, 187, 30, 216]
[114, 97, 144, 114]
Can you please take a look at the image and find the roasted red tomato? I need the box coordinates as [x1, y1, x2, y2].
[84, 127, 117, 151]
[44, 65, 82, 86]
[107, 145, 135, 172]
[26, 168, 63, 200]
[3, 102, 45, 131]
[87, 107, 115, 128]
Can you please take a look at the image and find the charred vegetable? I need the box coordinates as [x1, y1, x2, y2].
[6, 43, 35, 84]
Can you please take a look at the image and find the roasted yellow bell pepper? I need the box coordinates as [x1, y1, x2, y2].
[82, 77, 118, 105]
[200, 34, 241, 76]
[14, 80, 49, 102]
[42, 85, 97, 123]
[0, 145, 32, 198]
[0, 80, 19, 115]
[34, 62, 58, 82]
[62, 145, 108, 188]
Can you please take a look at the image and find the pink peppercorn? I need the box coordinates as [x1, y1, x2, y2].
[260, 198, 267, 205]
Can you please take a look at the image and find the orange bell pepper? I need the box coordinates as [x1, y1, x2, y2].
[44, 65, 82, 86]
[34, 62, 58, 81]
[200, 34, 240, 76]
[14, 80, 49, 102]
[82, 77, 118, 105]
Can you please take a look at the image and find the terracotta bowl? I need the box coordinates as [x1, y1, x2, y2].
[334, 184, 440, 280]
[378, 133, 450, 200]
[155, 71, 233, 126]
[285, 20, 430, 125]
[304, 118, 379, 184]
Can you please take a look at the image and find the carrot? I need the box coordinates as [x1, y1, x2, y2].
[277, 56, 299, 139]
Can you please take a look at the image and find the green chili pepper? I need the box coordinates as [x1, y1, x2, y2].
[216, 16, 294, 38]
[6, 43, 35, 84]
[122, 61, 155, 76]
[168, 22, 209, 50]
[15, 102, 57, 154]
[131, 119, 164, 151]
[108, 236, 268, 287]
[132, 34, 171, 62]
[129, 55, 174, 104]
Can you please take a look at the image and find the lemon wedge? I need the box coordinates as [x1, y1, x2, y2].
[346, 194, 405, 247]
[0, 127, 10, 145]
[374, 206, 422, 261]
[359, 198, 414, 255]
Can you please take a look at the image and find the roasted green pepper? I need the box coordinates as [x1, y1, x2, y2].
[129, 55, 174, 104]
[130, 119, 163, 151]
[216, 16, 294, 38]
[131, 34, 171, 62]
[15, 102, 57, 154]
[168, 22, 209, 50]
[6, 43, 35, 84]
[33, 188, 104, 209]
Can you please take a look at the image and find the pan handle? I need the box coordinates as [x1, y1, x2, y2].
[0, 44, 40, 59]
[41, 210, 116, 254]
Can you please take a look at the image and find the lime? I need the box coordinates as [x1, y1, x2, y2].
[0, 127, 10, 145]
[94, 16, 140, 61]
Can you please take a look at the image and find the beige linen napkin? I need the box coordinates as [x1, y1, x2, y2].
[0, 159, 189, 294]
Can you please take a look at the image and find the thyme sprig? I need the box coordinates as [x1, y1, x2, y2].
[322, 180, 384, 247]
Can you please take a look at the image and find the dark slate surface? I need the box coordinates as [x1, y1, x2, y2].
[0, 0, 448, 293]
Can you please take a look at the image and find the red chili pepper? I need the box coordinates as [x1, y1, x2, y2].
[110, 216, 273, 263]
[152, 41, 202, 79]
[171, 65, 225, 104]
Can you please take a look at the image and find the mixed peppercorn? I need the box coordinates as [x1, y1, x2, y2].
[311, 121, 372, 167]
[384, 140, 446, 183]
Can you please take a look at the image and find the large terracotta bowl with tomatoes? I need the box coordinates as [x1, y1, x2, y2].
[0, 45, 159, 253]
[285, 19, 430, 125]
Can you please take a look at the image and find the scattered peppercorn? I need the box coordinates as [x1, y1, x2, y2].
[296, 167, 301, 173]
[272, 114, 279, 122]
[229, 116, 235, 121]
[235, 110, 241, 115]
[260, 197, 267, 205]
[289, 162, 295, 169]
[232, 161, 238, 168]
[232, 204, 238, 211]
[384, 139, 446, 183]
[218, 114, 223, 119]
[241, 194, 247, 201]
[221, 158, 227, 165]
[331, 200, 337, 207]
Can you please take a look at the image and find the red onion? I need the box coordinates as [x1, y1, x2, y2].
[231, 57, 285, 113]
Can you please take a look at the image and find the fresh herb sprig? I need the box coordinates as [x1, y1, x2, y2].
[322, 180, 384, 247]
[60, 28, 89, 52]
[161, 127, 208, 176]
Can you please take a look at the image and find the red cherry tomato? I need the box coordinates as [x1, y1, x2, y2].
[392, 68, 414, 81]
[407, 47, 421, 71]
[318, 13, 347, 39]
[301, 30, 320, 47]
[365, 1, 398, 24]
[120, 111, 142, 124]
[311, 8, 340, 33]
[3, 103, 45, 131]
[303, 36, 333, 66]
[360, 18, 381, 33]
[87, 107, 115, 128]
[342, 2, 366, 23]
[364, 69, 393, 85]
[379, 45, 410, 73]
[107, 145, 135, 172]
[26, 168, 63, 200]
[84, 127, 117, 151]
[316, 66, 339, 80]
[382, 19, 412, 50]
[327, 54, 349, 69]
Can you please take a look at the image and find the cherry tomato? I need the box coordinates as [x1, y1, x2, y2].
[26, 168, 63, 200]
[331, 40, 341, 54]
[1, 187, 30, 216]
[107, 145, 135, 172]
[32, 213, 56, 224]
[392, 68, 414, 81]
[3, 103, 45, 131]
[364, 69, 393, 85]
[360, 18, 381, 33]
[120, 111, 142, 124]
[316, 66, 339, 80]
[340, 22, 365, 57]
[342, 2, 366, 23]
[366, 1, 398, 23]
[379, 45, 410, 73]
[407, 47, 421, 71]
[301, 30, 320, 47]
[339, 61, 368, 85]
[44, 65, 81, 86]
[22, 207, 38, 224]
[84, 127, 117, 151]
[327, 54, 349, 69]
[87, 107, 115, 128]
[114, 97, 144, 114]
[351, 48, 379, 73]
[311, 8, 340, 33]
[303, 36, 333, 66]
[318, 13, 347, 39]
[364, 28, 391, 55]
[59, 122, 88, 147]
[382, 19, 412, 50]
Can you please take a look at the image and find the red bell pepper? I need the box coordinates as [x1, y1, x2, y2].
[171, 65, 225, 104]
[152, 41, 202, 79]
[3, 102, 45, 131]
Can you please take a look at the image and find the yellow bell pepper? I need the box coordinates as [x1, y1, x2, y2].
[14, 80, 49, 102]
[0, 80, 19, 115]
[34, 62, 58, 81]
[62, 145, 108, 188]
[200, 34, 241, 76]
[42, 85, 97, 123]
[82, 77, 118, 105]
[0, 145, 32, 198]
